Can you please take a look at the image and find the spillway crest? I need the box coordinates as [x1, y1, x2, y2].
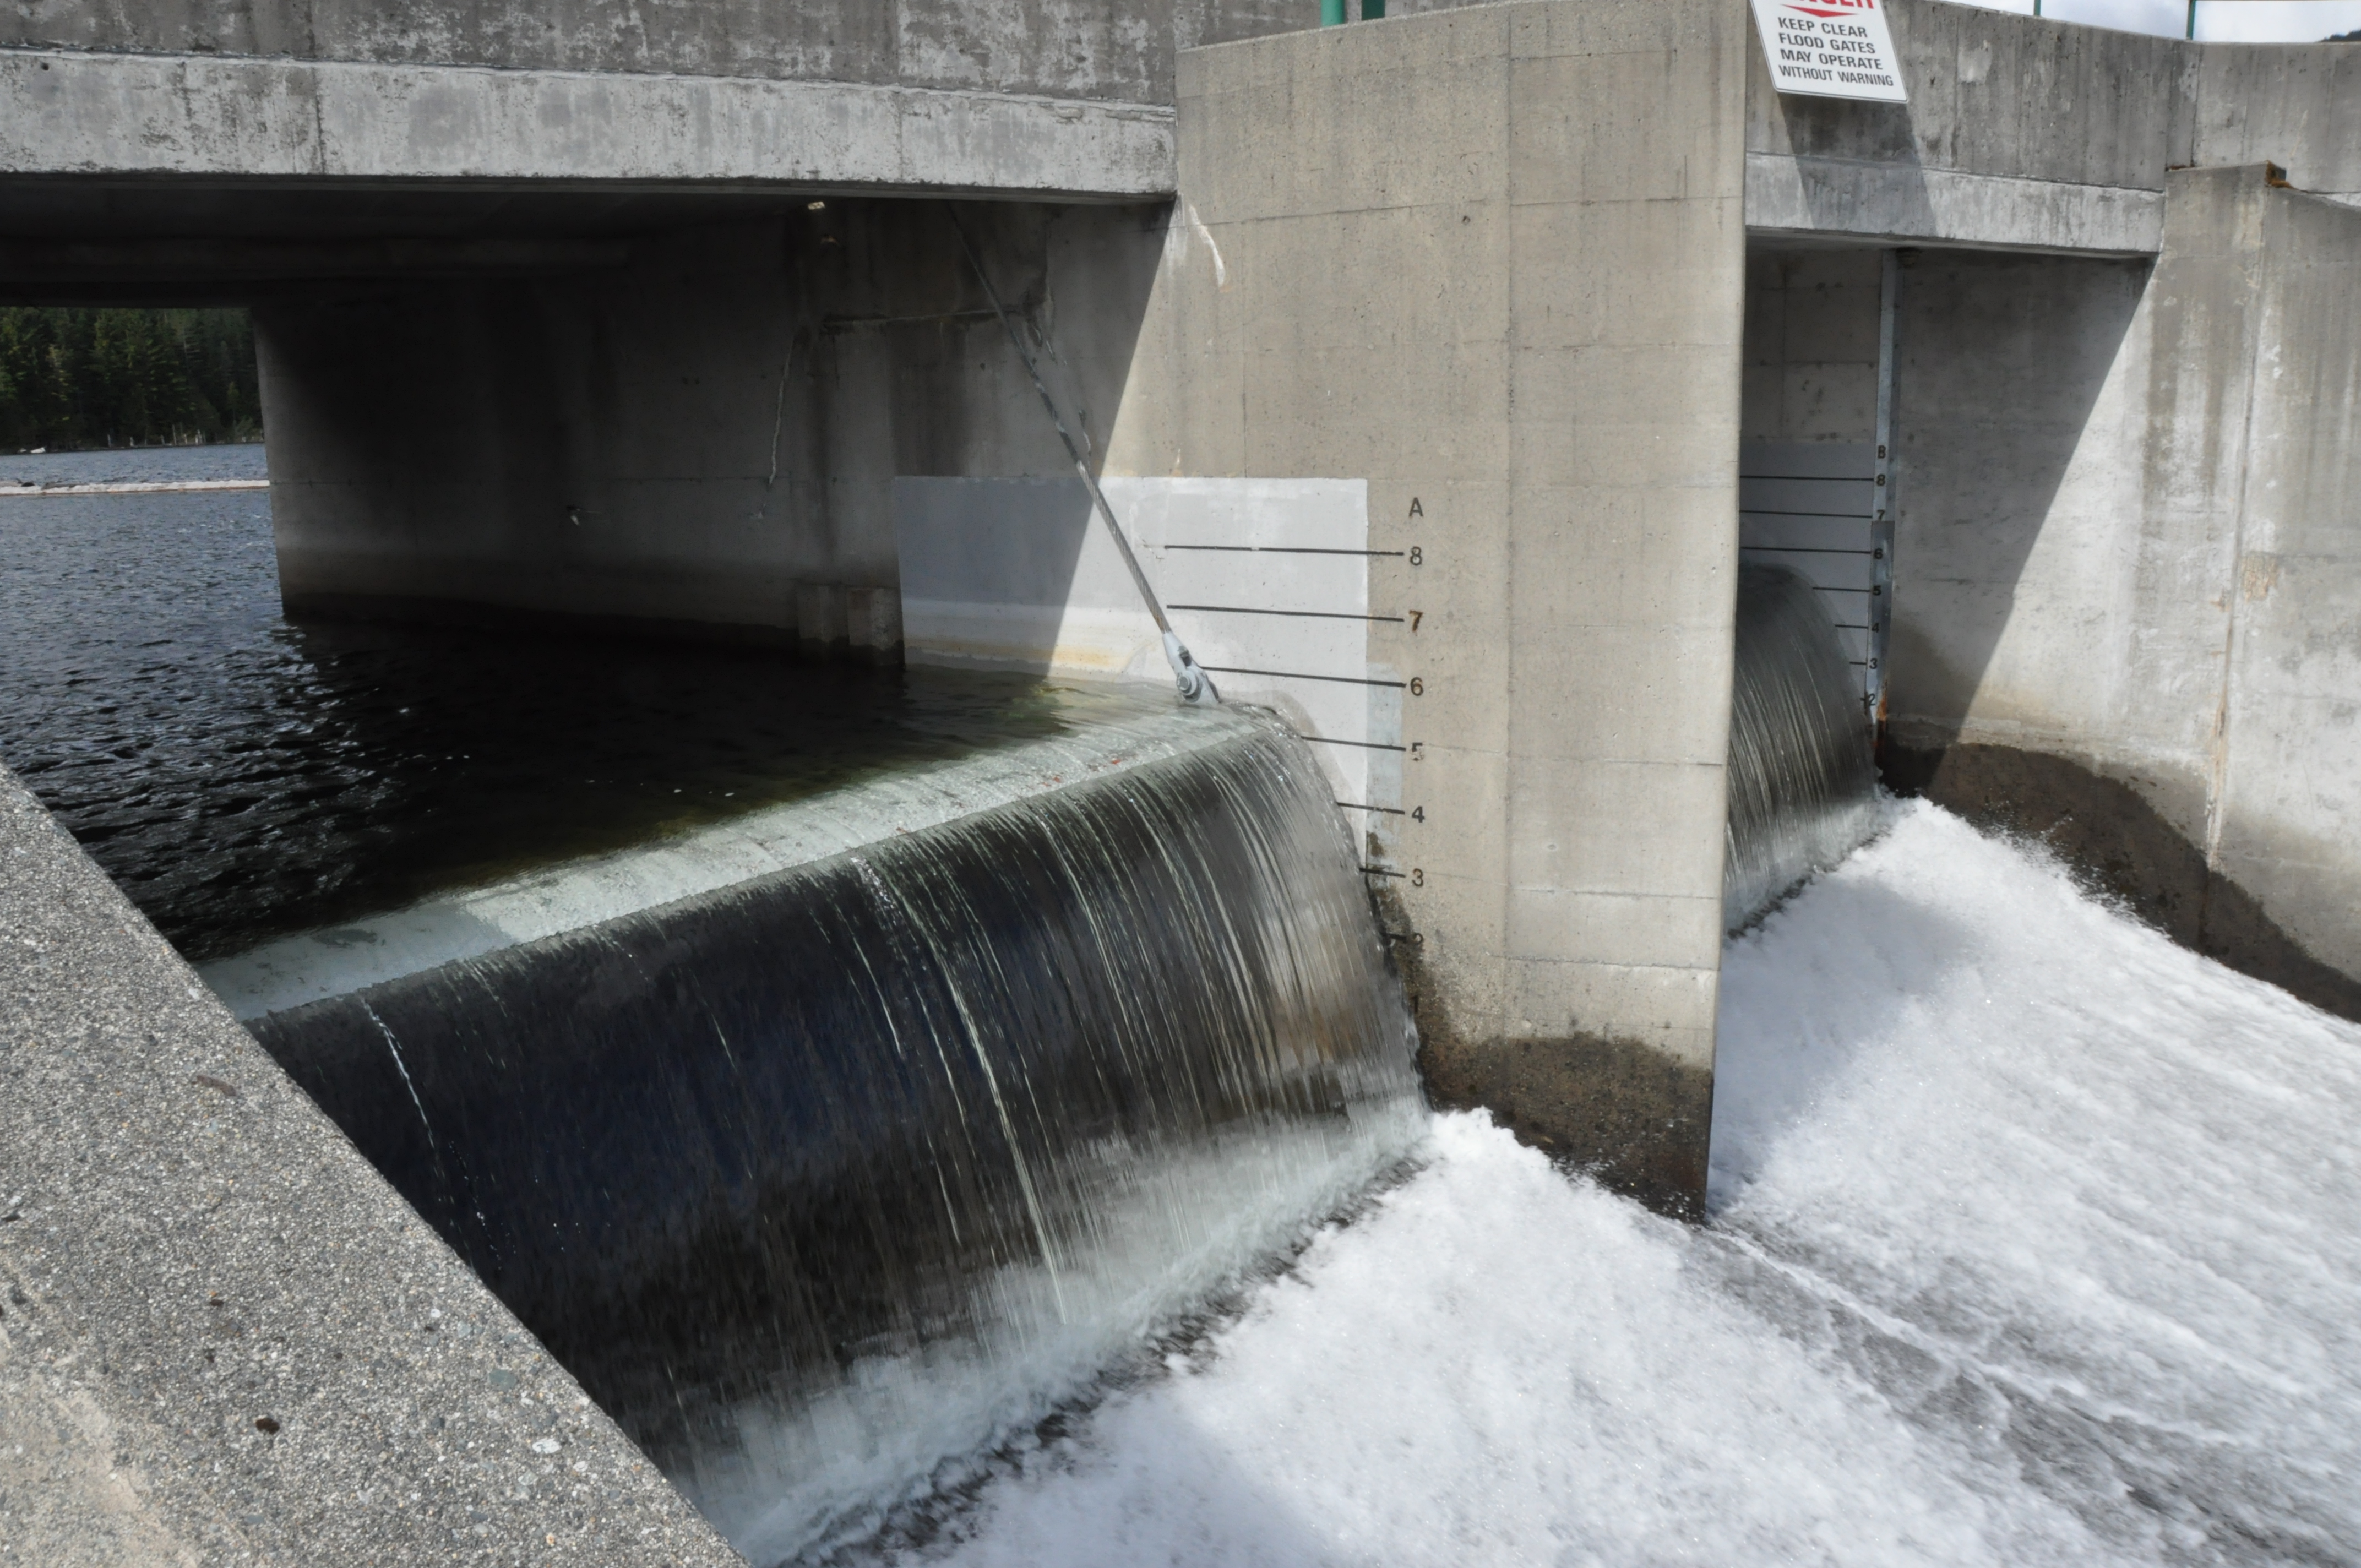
[1722, 564, 1880, 930]
[247, 718, 1423, 1563]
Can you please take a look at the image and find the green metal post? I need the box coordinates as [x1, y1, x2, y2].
[1321, 0, 1345, 23]
[2186, 0, 2197, 37]
[1362, 0, 1386, 16]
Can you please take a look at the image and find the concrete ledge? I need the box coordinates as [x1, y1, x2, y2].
[1745, 152, 2165, 255]
[0, 47, 1176, 197]
[0, 763, 740, 1565]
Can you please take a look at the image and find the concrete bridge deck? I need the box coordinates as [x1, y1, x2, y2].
[0, 0, 2353, 275]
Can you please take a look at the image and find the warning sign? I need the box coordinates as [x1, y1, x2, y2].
[1749, 0, 1908, 104]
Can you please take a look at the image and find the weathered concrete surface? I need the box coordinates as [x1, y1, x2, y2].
[0, 762, 742, 1566]
[259, 199, 1164, 648]
[0, 0, 1310, 105]
[1882, 165, 2361, 998]
[1746, 0, 2361, 252]
[2195, 43, 2361, 200]
[1881, 248, 2168, 787]
[1107, 0, 1749, 1213]
[0, 48, 1174, 198]
[1743, 247, 1883, 448]
[2183, 166, 2361, 993]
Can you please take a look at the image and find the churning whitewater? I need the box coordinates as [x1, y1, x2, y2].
[905, 802, 2361, 1568]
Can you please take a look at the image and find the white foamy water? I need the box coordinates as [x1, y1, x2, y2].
[913, 801, 2361, 1566]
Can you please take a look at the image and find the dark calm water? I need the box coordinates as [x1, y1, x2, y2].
[0, 445, 1149, 960]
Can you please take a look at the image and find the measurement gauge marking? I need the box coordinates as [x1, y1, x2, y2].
[1166, 604, 1405, 623]
[1163, 545, 1408, 557]
[1334, 801, 1407, 815]
[1359, 865, 1407, 879]
[1292, 733, 1408, 754]
[1201, 666, 1406, 689]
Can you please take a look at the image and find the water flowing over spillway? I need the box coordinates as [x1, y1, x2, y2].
[914, 803, 2361, 1567]
[244, 716, 1424, 1563]
[1723, 563, 1881, 930]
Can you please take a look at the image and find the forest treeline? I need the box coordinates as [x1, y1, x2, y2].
[0, 308, 263, 451]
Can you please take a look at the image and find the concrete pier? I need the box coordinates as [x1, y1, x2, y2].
[1098, 0, 1752, 1212]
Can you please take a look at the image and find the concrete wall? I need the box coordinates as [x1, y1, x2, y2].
[0, 46, 1177, 200]
[0, 0, 1307, 103]
[1743, 248, 1882, 446]
[2195, 44, 2361, 200]
[0, 763, 739, 1567]
[259, 199, 1167, 652]
[2166, 166, 2361, 993]
[1880, 165, 2361, 1014]
[1883, 248, 2168, 787]
[1746, 0, 2361, 253]
[1105, 0, 1749, 1212]
[0, 0, 1506, 103]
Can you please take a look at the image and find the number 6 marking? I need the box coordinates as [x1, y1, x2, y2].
[1408, 677, 1424, 696]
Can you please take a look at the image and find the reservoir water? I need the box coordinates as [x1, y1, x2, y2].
[0, 445, 1174, 961]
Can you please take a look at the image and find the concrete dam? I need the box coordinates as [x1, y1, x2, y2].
[1, 0, 2357, 1561]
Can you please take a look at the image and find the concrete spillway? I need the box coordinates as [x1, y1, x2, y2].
[6, 0, 2361, 1555]
[212, 704, 1424, 1563]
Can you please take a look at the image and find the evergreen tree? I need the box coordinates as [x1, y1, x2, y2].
[0, 308, 262, 450]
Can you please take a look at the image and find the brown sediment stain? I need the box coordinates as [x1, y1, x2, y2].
[1881, 739, 2361, 1025]
[1368, 883, 1712, 1222]
[2240, 551, 2281, 602]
